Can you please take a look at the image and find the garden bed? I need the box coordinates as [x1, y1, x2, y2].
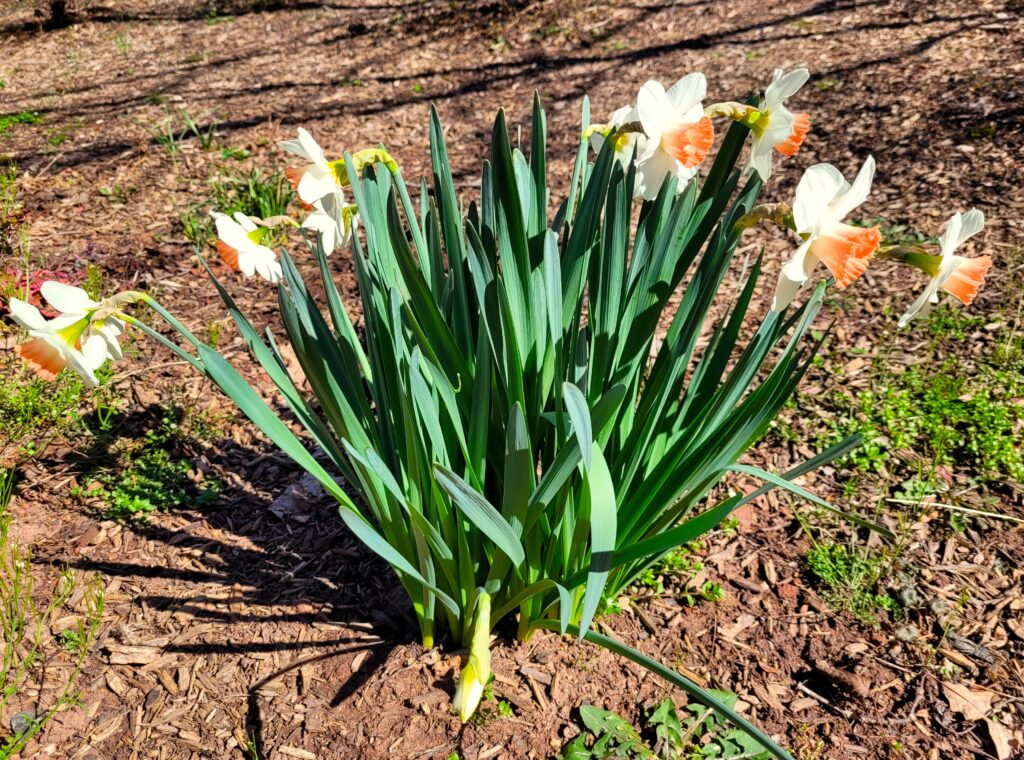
[1, 1, 1022, 758]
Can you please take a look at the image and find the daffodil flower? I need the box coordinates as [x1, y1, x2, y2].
[210, 211, 283, 283]
[8, 297, 108, 386]
[40, 281, 125, 361]
[898, 209, 990, 326]
[634, 73, 715, 200]
[300, 192, 357, 255]
[747, 68, 811, 181]
[279, 128, 343, 206]
[589, 105, 645, 169]
[773, 157, 880, 311]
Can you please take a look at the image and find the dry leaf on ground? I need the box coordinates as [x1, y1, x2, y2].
[942, 680, 995, 721]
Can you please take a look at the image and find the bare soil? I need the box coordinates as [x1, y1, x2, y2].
[1, 1, 1022, 759]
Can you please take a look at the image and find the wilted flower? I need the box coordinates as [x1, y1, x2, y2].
[898, 209, 990, 326]
[747, 68, 810, 181]
[773, 157, 880, 310]
[635, 73, 714, 200]
[210, 211, 282, 283]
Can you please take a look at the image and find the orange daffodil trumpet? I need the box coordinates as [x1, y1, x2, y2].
[210, 211, 283, 284]
[747, 68, 811, 180]
[8, 284, 144, 386]
[897, 209, 990, 326]
[772, 157, 881, 311]
[635, 73, 714, 200]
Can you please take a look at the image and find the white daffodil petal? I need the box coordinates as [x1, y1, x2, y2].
[766, 68, 809, 105]
[296, 167, 339, 205]
[636, 80, 672, 140]
[81, 333, 109, 370]
[636, 147, 680, 200]
[748, 141, 774, 182]
[898, 281, 940, 327]
[792, 164, 847, 233]
[231, 212, 257, 232]
[829, 155, 875, 221]
[665, 72, 706, 112]
[8, 298, 48, 330]
[41, 281, 97, 314]
[211, 212, 253, 251]
[297, 128, 329, 169]
[94, 319, 124, 361]
[954, 208, 985, 249]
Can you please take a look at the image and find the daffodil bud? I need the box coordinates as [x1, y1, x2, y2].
[330, 148, 399, 188]
[452, 591, 492, 723]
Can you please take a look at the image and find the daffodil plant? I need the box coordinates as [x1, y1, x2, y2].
[7, 69, 997, 758]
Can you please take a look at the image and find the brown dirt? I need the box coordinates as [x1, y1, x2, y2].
[1, 1, 1023, 759]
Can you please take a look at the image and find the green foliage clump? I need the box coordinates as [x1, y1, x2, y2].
[75, 411, 221, 519]
[181, 167, 294, 246]
[823, 322, 1024, 483]
[0, 357, 87, 466]
[560, 694, 771, 759]
[805, 543, 900, 626]
[0, 112, 42, 139]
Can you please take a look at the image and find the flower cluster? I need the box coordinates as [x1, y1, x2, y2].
[591, 68, 991, 315]
[5, 68, 994, 386]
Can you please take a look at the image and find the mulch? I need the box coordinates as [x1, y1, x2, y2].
[1, 1, 1022, 758]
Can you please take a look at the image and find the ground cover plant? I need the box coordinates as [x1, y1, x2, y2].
[3, 58, 1005, 758]
[0, 483, 104, 757]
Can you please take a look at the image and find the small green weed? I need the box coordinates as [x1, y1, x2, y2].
[44, 119, 81, 148]
[181, 167, 294, 246]
[0, 112, 42, 139]
[0, 508, 104, 758]
[220, 146, 251, 161]
[814, 77, 841, 91]
[81, 263, 103, 300]
[560, 694, 771, 759]
[57, 628, 86, 653]
[805, 542, 901, 625]
[83, 412, 221, 519]
[0, 356, 88, 466]
[97, 184, 138, 204]
[631, 525, 734, 605]
[178, 108, 218, 150]
[823, 353, 1024, 482]
[965, 123, 997, 140]
[205, 11, 233, 25]
[113, 31, 130, 54]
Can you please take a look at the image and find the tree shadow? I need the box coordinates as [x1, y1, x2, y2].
[2, 0, 995, 180]
[35, 398, 413, 754]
